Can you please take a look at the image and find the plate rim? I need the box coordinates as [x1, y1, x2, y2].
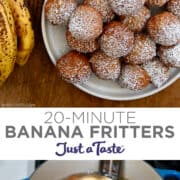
[30, 160, 162, 180]
[41, 2, 180, 101]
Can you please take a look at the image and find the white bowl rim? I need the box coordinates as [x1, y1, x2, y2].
[30, 160, 162, 180]
[41, 3, 180, 101]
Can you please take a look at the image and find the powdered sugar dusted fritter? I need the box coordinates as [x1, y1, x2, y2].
[45, 0, 77, 25]
[158, 43, 180, 67]
[100, 21, 134, 58]
[108, 0, 145, 16]
[119, 65, 150, 91]
[146, 0, 168, 7]
[147, 12, 180, 46]
[143, 58, 170, 87]
[83, 0, 115, 23]
[66, 30, 99, 53]
[167, 0, 180, 19]
[90, 51, 121, 80]
[69, 5, 103, 41]
[125, 34, 156, 64]
[121, 6, 151, 33]
[56, 51, 91, 83]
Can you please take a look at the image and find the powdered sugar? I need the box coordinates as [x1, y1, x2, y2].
[159, 43, 180, 67]
[56, 51, 91, 83]
[108, 0, 145, 15]
[100, 22, 134, 58]
[143, 58, 170, 87]
[46, 0, 77, 25]
[119, 65, 150, 91]
[168, 0, 180, 19]
[83, 0, 115, 23]
[122, 6, 151, 32]
[46, 0, 179, 92]
[125, 34, 156, 64]
[66, 30, 99, 53]
[147, 12, 180, 46]
[69, 5, 103, 41]
[90, 51, 121, 80]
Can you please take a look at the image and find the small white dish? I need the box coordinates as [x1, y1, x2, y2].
[41, 1, 180, 101]
[30, 160, 162, 180]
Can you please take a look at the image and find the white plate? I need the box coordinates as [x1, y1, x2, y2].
[41, 1, 180, 101]
[30, 160, 162, 180]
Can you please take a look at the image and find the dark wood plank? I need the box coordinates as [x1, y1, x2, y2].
[0, 0, 179, 107]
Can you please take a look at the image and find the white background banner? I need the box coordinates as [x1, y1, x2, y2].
[0, 108, 179, 160]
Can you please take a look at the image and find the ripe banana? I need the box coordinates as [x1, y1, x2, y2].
[7, 0, 35, 66]
[0, 0, 17, 85]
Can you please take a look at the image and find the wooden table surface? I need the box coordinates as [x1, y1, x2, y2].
[0, 0, 179, 107]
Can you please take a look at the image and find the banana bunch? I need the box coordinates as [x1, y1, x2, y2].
[0, 0, 34, 86]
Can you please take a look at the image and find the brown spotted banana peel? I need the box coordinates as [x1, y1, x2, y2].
[0, 0, 17, 85]
[7, 0, 35, 66]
